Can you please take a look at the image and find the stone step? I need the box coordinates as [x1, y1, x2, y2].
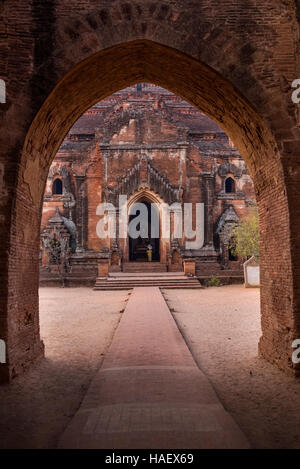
[94, 284, 203, 291]
[95, 278, 200, 284]
[95, 281, 200, 285]
[99, 277, 195, 282]
[94, 277, 203, 290]
[122, 262, 168, 273]
[108, 276, 187, 280]
[109, 271, 184, 277]
[122, 268, 168, 273]
[95, 282, 201, 285]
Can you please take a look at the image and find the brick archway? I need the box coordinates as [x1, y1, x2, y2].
[1, 39, 298, 382]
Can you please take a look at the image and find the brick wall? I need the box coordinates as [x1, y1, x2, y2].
[0, 1, 300, 380]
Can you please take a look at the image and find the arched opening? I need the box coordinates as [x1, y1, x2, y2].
[4, 39, 295, 383]
[128, 199, 160, 262]
[225, 177, 235, 194]
[41, 84, 253, 281]
[52, 178, 63, 195]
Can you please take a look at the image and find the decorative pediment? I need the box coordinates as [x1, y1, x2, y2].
[104, 154, 182, 205]
[218, 162, 243, 178]
[216, 205, 239, 242]
[48, 165, 61, 179]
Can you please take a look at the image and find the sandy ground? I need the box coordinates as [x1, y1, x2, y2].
[163, 285, 300, 449]
[0, 288, 130, 449]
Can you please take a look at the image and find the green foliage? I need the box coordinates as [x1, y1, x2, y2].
[206, 276, 221, 287]
[230, 204, 260, 261]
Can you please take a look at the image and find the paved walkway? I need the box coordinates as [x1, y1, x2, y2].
[58, 287, 249, 449]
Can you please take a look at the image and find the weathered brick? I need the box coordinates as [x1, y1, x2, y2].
[0, 1, 299, 381]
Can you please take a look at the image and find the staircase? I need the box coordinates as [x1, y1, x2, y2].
[94, 272, 203, 290]
[122, 262, 168, 273]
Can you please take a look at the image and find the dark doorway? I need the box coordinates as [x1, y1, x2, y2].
[129, 201, 160, 261]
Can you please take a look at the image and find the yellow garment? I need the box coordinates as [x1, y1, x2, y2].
[147, 249, 152, 262]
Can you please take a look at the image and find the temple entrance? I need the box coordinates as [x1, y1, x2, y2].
[3, 35, 298, 383]
[129, 201, 160, 262]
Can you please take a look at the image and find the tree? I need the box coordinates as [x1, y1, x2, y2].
[229, 204, 260, 261]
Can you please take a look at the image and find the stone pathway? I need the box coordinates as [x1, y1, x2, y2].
[58, 287, 249, 449]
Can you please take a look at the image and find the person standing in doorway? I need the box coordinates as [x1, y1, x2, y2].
[147, 242, 153, 262]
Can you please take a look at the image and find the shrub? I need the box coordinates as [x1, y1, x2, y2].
[206, 276, 221, 287]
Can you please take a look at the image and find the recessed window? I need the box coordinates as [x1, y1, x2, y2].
[52, 178, 63, 195]
[225, 177, 235, 194]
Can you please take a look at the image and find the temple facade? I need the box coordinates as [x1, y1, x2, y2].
[40, 84, 255, 285]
